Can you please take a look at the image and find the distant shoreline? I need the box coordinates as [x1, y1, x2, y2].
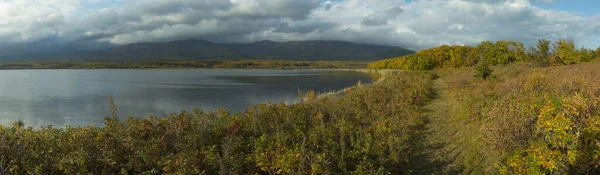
[0, 60, 370, 70]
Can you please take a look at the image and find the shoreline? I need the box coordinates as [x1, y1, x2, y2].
[306, 69, 401, 100]
[0, 60, 370, 70]
[0, 68, 369, 71]
[1, 68, 383, 128]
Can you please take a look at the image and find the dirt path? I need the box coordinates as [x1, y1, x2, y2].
[408, 76, 462, 174]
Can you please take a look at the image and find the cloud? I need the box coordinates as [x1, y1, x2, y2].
[361, 7, 404, 26]
[0, 0, 598, 54]
[294, 0, 599, 50]
[0, 0, 80, 43]
[75, 0, 322, 44]
[217, 0, 321, 20]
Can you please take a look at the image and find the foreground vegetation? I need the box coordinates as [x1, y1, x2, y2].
[0, 60, 368, 70]
[434, 62, 600, 174]
[0, 72, 434, 174]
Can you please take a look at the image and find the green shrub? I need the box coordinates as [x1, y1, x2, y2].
[474, 59, 493, 80]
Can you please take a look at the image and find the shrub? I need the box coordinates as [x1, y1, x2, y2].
[474, 58, 493, 80]
[505, 94, 600, 174]
[441, 63, 600, 174]
[578, 48, 596, 62]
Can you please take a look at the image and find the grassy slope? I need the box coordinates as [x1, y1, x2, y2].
[417, 61, 600, 174]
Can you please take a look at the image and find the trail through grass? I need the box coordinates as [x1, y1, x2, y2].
[408, 74, 461, 174]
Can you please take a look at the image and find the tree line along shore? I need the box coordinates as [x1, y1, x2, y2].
[369, 38, 600, 70]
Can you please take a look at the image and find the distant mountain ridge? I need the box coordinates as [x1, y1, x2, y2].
[1, 39, 415, 62]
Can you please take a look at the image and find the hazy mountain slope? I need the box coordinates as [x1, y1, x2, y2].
[1, 39, 415, 61]
[224, 40, 414, 61]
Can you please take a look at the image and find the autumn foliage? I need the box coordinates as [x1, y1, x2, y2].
[436, 62, 600, 174]
[368, 39, 598, 70]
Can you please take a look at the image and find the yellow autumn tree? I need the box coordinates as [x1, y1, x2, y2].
[553, 39, 579, 65]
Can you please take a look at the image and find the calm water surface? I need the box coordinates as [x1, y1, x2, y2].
[0, 69, 371, 127]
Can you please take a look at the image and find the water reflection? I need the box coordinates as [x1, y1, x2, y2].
[0, 69, 371, 127]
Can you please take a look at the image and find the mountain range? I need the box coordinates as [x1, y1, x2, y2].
[0, 40, 415, 62]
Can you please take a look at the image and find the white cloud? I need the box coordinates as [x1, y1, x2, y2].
[287, 0, 599, 49]
[0, 0, 598, 52]
[0, 0, 80, 42]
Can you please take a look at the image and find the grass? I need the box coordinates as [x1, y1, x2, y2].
[426, 61, 600, 174]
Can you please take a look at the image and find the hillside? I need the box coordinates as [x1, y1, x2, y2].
[0, 40, 414, 62]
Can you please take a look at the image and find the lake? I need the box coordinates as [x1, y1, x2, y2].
[0, 69, 372, 127]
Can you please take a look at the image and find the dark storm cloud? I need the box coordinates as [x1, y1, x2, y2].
[74, 0, 322, 44]
[361, 7, 404, 26]
[274, 20, 339, 34]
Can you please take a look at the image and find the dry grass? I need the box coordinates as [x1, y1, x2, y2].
[433, 62, 600, 174]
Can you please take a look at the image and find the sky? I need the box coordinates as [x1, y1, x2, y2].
[0, 0, 599, 53]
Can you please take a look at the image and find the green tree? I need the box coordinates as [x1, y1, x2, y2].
[529, 39, 552, 67]
[492, 41, 511, 64]
[553, 39, 578, 65]
[475, 40, 524, 65]
[466, 47, 480, 66]
[477, 41, 495, 64]
[508, 41, 526, 62]
[578, 48, 595, 62]
[449, 46, 468, 68]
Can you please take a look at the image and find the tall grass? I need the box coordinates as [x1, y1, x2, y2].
[0, 72, 434, 174]
[437, 62, 600, 174]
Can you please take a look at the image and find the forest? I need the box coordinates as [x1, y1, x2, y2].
[1, 38, 600, 174]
